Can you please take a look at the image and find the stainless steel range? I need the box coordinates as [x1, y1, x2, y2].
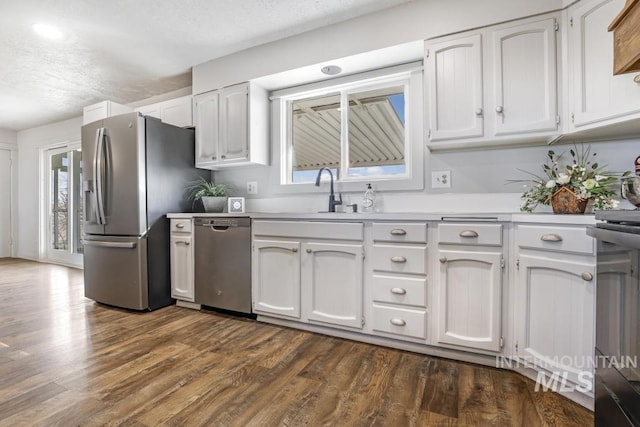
[588, 209, 640, 426]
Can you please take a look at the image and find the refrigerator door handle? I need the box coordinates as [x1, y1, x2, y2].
[95, 127, 107, 225]
[82, 240, 137, 249]
[91, 128, 102, 224]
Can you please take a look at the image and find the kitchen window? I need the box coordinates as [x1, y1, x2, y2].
[271, 62, 424, 193]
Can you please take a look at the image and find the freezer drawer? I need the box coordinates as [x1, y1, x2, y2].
[83, 236, 148, 310]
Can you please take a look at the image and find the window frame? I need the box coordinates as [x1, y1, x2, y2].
[270, 62, 424, 194]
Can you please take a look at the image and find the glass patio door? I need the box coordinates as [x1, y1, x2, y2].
[46, 144, 83, 265]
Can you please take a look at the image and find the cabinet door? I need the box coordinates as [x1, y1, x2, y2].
[219, 83, 249, 162]
[162, 96, 193, 127]
[170, 235, 194, 301]
[516, 254, 595, 385]
[492, 18, 558, 136]
[303, 241, 364, 329]
[437, 249, 503, 352]
[570, 0, 640, 127]
[252, 239, 301, 318]
[194, 91, 219, 167]
[425, 34, 484, 141]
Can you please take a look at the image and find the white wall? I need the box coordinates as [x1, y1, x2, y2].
[16, 117, 82, 260]
[193, 0, 563, 93]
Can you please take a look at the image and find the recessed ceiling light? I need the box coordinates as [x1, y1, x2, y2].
[32, 23, 64, 40]
[321, 65, 342, 76]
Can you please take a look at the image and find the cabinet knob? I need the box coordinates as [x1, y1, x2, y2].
[211, 156, 217, 160]
[475, 108, 483, 116]
[390, 318, 406, 327]
[291, 248, 298, 253]
[390, 287, 407, 295]
[390, 256, 407, 263]
[175, 223, 185, 229]
[581, 272, 593, 281]
[634, 74, 640, 85]
[221, 155, 226, 159]
[540, 233, 563, 242]
[496, 105, 504, 114]
[306, 248, 312, 253]
[390, 228, 407, 236]
[439, 256, 447, 263]
[459, 230, 479, 238]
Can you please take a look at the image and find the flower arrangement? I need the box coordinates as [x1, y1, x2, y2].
[511, 145, 630, 213]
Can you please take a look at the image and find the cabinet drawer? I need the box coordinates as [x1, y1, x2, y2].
[516, 224, 594, 255]
[171, 219, 192, 233]
[372, 222, 427, 243]
[372, 274, 427, 307]
[372, 304, 427, 340]
[253, 220, 363, 241]
[439, 223, 502, 246]
[371, 244, 427, 275]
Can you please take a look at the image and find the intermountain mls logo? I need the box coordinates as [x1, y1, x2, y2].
[496, 355, 638, 393]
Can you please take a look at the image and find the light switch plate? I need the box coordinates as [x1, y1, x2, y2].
[247, 181, 258, 195]
[432, 170, 451, 189]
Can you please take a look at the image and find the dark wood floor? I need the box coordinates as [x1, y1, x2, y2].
[0, 258, 593, 426]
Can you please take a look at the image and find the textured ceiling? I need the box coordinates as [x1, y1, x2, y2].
[0, 0, 413, 131]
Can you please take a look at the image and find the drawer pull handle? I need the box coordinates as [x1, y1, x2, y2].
[390, 228, 407, 236]
[439, 256, 447, 263]
[175, 223, 185, 229]
[541, 234, 563, 242]
[390, 318, 406, 327]
[291, 248, 298, 253]
[459, 230, 478, 238]
[391, 256, 407, 263]
[390, 287, 407, 295]
[581, 272, 593, 281]
[176, 241, 190, 246]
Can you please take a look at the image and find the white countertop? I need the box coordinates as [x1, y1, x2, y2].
[167, 211, 597, 225]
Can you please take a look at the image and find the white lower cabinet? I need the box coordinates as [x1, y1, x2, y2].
[304, 241, 363, 329]
[252, 239, 301, 319]
[252, 220, 364, 330]
[514, 224, 596, 393]
[435, 223, 505, 353]
[437, 249, 503, 352]
[370, 222, 429, 341]
[170, 219, 195, 301]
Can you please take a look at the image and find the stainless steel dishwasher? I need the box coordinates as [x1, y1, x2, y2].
[194, 217, 252, 314]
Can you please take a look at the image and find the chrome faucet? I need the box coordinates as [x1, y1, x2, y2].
[315, 167, 342, 212]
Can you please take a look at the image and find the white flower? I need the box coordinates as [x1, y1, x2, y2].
[545, 180, 557, 189]
[583, 178, 598, 190]
[557, 174, 571, 185]
[595, 175, 606, 181]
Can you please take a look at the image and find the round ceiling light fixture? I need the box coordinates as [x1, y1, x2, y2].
[32, 23, 64, 40]
[321, 65, 342, 76]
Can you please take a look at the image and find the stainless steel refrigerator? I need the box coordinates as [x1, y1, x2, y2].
[81, 112, 208, 310]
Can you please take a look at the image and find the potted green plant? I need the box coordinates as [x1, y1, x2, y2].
[186, 177, 230, 213]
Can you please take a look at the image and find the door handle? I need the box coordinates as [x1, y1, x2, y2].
[82, 240, 136, 249]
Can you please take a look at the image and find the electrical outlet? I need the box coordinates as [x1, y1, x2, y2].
[246, 181, 258, 195]
[431, 170, 451, 189]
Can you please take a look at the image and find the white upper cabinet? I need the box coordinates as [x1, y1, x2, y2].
[193, 82, 269, 170]
[426, 34, 484, 141]
[425, 14, 559, 150]
[135, 95, 193, 128]
[568, 0, 640, 130]
[492, 18, 558, 136]
[83, 101, 132, 125]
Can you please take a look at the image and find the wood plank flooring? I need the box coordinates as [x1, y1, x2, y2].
[0, 258, 593, 426]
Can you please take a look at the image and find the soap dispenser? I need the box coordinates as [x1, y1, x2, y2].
[362, 183, 375, 212]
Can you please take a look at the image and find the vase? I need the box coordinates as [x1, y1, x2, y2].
[201, 196, 227, 213]
[550, 186, 588, 214]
